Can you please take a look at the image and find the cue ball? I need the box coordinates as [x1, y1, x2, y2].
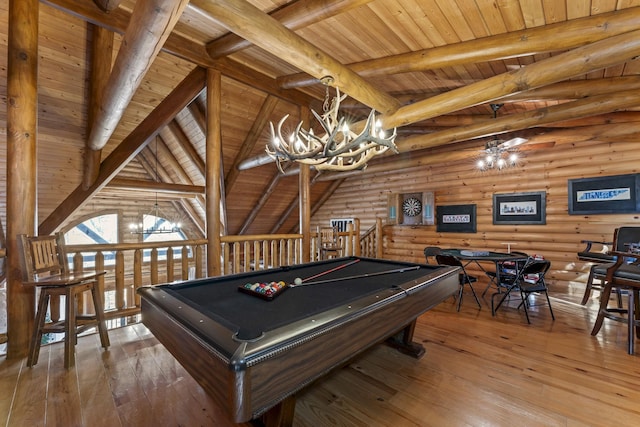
[294, 277, 302, 285]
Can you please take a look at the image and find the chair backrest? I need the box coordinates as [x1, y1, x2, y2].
[614, 227, 640, 252]
[435, 254, 463, 268]
[17, 233, 69, 281]
[319, 227, 340, 248]
[518, 259, 551, 284]
[423, 246, 442, 264]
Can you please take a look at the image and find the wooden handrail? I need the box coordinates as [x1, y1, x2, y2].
[0, 226, 380, 346]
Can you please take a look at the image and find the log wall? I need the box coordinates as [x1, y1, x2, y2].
[311, 141, 640, 299]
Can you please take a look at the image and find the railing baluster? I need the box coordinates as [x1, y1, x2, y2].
[96, 251, 105, 309]
[243, 241, 250, 272]
[115, 250, 125, 311]
[195, 245, 202, 278]
[151, 248, 159, 285]
[134, 249, 142, 307]
[166, 247, 174, 282]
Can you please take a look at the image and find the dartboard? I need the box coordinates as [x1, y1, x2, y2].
[402, 197, 422, 217]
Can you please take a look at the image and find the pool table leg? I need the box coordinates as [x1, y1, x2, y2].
[385, 320, 425, 359]
[256, 395, 296, 427]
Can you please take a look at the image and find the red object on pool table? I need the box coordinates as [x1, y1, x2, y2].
[137, 256, 458, 426]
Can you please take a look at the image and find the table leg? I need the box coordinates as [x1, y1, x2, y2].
[385, 320, 425, 359]
[629, 288, 635, 355]
[257, 395, 296, 427]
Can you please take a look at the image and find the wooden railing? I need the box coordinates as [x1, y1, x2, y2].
[66, 239, 207, 321]
[360, 218, 384, 258]
[0, 221, 382, 344]
[221, 234, 303, 274]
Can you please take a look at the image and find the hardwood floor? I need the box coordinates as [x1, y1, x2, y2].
[1, 283, 639, 426]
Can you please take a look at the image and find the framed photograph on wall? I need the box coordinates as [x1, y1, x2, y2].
[436, 204, 476, 233]
[493, 191, 546, 225]
[568, 173, 640, 215]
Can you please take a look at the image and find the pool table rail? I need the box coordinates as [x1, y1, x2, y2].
[138, 259, 460, 424]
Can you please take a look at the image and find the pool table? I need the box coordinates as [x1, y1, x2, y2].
[137, 256, 459, 426]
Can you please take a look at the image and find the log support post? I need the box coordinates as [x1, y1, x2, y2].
[206, 69, 222, 276]
[6, 0, 39, 358]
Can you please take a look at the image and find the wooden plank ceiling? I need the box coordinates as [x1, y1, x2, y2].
[3, 0, 640, 237]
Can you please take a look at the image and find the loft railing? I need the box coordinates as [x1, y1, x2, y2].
[1, 219, 384, 346]
[2, 221, 376, 332]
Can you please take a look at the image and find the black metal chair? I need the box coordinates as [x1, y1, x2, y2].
[492, 258, 554, 323]
[423, 246, 442, 264]
[517, 259, 555, 324]
[483, 251, 529, 297]
[435, 254, 481, 311]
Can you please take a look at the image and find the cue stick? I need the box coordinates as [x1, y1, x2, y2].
[299, 258, 361, 283]
[290, 265, 421, 287]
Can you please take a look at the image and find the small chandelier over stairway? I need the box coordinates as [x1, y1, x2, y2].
[266, 76, 398, 173]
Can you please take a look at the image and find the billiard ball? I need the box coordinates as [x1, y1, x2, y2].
[294, 277, 302, 286]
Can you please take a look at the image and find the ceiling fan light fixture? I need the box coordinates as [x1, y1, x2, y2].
[477, 137, 526, 171]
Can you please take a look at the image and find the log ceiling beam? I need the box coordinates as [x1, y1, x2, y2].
[87, 0, 190, 151]
[38, 68, 206, 235]
[279, 7, 640, 89]
[92, 0, 123, 13]
[190, 0, 401, 115]
[384, 30, 640, 128]
[83, 24, 113, 189]
[395, 90, 640, 154]
[225, 95, 279, 194]
[339, 76, 640, 111]
[103, 180, 204, 197]
[314, 95, 640, 181]
[207, 0, 374, 58]
[239, 28, 640, 170]
[167, 120, 205, 175]
[41, 0, 315, 107]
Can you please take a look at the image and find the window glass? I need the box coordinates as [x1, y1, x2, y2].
[65, 213, 118, 267]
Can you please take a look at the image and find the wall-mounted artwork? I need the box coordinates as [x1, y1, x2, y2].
[493, 191, 546, 225]
[568, 173, 640, 215]
[436, 204, 476, 233]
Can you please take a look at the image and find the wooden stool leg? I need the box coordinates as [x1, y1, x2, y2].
[27, 289, 50, 367]
[65, 287, 77, 369]
[90, 283, 110, 349]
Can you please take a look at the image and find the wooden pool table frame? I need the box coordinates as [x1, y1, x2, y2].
[138, 258, 459, 426]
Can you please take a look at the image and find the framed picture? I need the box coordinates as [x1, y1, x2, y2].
[493, 191, 546, 225]
[436, 204, 476, 233]
[568, 173, 640, 215]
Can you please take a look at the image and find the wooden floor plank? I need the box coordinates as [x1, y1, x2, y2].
[1, 282, 640, 426]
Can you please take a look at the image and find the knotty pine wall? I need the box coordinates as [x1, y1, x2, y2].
[311, 141, 640, 300]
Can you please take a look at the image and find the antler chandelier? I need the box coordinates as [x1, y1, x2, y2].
[266, 76, 398, 172]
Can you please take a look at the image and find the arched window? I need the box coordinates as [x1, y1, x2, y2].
[64, 212, 119, 267]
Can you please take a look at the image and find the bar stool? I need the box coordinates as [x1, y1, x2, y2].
[318, 226, 342, 260]
[18, 233, 109, 368]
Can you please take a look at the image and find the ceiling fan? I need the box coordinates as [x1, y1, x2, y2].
[477, 137, 526, 170]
